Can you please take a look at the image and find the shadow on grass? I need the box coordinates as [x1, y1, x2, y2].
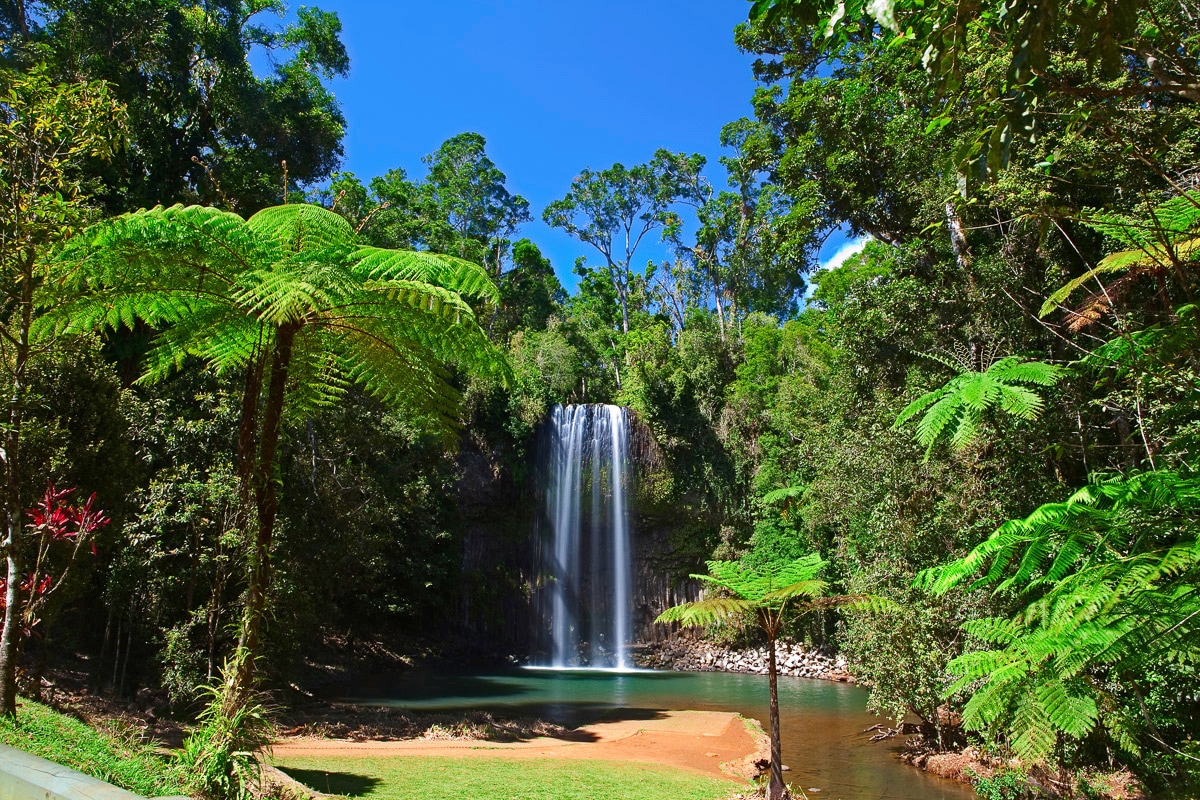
[278, 767, 381, 797]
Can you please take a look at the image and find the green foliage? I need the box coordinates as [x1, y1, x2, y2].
[0, 66, 125, 262]
[496, 239, 567, 340]
[45, 200, 509, 699]
[657, 554, 829, 629]
[919, 471, 1200, 764]
[544, 150, 705, 333]
[894, 353, 1064, 459]
[0, 699, 188, 797]
[6, 0, 349, 212]
[0, 63, 127, 716]
[748, 0, 1200, 180]
[421, 133, 532, 277]
[1041, 191, 1200, 321]
[46, 202, 507, 426]
[178, 660, 274, 800]
[969, 768, 1031, 800]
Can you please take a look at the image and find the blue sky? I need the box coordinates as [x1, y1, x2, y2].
[286, 0, 854, 293]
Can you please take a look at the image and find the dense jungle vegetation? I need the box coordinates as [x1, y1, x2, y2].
[2, 0, 1199, 797]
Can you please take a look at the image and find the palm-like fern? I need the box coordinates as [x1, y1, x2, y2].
[44, 203, 509, 697]
[657, 555, 888, 800]
[1040, 190, 1200, 329]
[894, 351, 1063, 459]
[760, 485, 807, 520]
[917, 470, 1200, 763]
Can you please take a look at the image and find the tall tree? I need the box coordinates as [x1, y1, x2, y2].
[494, 239, 566, 340]
[422, 133, 531, 278]
[3, 0, 349, 213]
[0, 67, 123, 717]
[545, 150, 703, 333]
[678, 118, 812, 337]
[47, 203, 508, 699]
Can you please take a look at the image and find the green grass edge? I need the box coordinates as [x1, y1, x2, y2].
[0, 699, 190, 797]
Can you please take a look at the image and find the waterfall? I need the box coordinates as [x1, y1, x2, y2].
[535, 404, 633, 669]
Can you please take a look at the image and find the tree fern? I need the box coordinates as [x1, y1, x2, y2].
[918, 470, 1200, 763]
[894, 351, 1064, 459]
[44, 202, 511, 700]
[657, 554, 890, 800]
[1040, 190, 1200, 323]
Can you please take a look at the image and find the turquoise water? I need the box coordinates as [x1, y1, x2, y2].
[332, 668, 976, 800]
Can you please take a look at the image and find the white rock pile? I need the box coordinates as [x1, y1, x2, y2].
[633, 639, 855, 683]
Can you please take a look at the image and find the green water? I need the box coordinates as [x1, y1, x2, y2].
[334, 668, 977, 800]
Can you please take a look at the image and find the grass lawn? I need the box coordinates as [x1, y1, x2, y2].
[0, 699, 189, 797]
[273, 754, 741, 800]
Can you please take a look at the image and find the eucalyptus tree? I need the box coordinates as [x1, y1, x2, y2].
[0, 67, 123, 717]
[676, 118, 811, 337]
[422, 133, 531, 279]
[544, 150, 704, 334]
[657, 554, 886, 800]
[324, 135, 530, 280]
[46, 203, 508, 697]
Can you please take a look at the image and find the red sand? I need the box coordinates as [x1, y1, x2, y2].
[269, 710, 767, 783]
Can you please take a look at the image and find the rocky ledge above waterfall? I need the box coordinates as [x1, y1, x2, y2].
[631, 638, 856, 683]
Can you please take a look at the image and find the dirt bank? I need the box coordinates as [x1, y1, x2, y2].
[269, 709, 769, 784]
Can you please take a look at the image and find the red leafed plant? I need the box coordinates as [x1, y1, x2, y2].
[1, 485, 109, 639]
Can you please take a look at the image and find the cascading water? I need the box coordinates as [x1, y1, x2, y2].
[534, 404, 633, 669]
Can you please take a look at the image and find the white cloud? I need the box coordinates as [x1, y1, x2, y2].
[804, 237, 872, 303]
[818, 236, 870, 273]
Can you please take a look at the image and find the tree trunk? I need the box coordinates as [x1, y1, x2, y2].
[605, 261, 630, 335]
[713, 283, 727, 342]
[944, 201, 973, 271]
[235, 352, 265, 510]
[231, 322, 298, 696]
[766, 632, 789, 800]
[0, 260, 34, 717]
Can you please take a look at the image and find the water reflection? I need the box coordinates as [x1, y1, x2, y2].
[333, 668, 976, 800]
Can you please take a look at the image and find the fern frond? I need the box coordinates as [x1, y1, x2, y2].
[895, 354, 1060, 456]
[246, 204, 355, 254]
[761, 485, 806, 505]
[655, 598, 754, 626]
[350, 247, 501, 304]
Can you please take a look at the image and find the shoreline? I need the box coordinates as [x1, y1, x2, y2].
[630, 639, 856, 683]
[268, 709, 770, 785]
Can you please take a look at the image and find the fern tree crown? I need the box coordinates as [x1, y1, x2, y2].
[44, 203, 509, 425]
[894, 353, 1063, 459]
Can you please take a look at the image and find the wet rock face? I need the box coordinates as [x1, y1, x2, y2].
[629, 520, 703, 643]
[633, 638, 856, 683]
[455, 408, 719, 660]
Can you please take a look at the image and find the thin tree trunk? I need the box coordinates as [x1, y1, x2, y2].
[606, 261, 630, 335]
[232, 323, 298, 696]
[235, 353, 265, 509]
[110, 616, 121, 691]
[0, 259, 34, 716]
[766, 631, 788, 800]
[93, 605, 113, 692]
[117, 624, 131, 696]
